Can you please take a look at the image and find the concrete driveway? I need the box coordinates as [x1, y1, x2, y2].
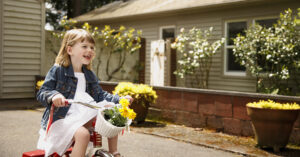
[0, 109, 241, 157]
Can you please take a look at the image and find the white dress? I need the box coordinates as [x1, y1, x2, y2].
[37, 72, 98, 156]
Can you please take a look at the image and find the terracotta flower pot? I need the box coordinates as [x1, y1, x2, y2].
[247, 106, 299, 152]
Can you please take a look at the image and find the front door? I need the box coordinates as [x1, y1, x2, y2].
[150, 40, 165, 86]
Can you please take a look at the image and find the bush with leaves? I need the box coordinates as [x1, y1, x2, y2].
[233, 9, 300, 95]
[171, 27, 225, 88]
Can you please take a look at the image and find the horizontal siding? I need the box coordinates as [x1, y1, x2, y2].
[3, 87, 34, 93]
[4, 17, 41, 25]
[4, 35, 41, 42]
[4, 23, 41, 31]
[3, 58, 40, 64]
[4, 41, 41, 48]
[2, 93, 34, 98]
[3, 11, 41, 20]
[2, 75, 34, 81]
[1, 0, 43, 99]
[4, 29, 41, 37]
[3, 63, 40, 69]
[4, 47, 40, 53]
[3, 52, 40, 59]
[4, 0, 41, 9]
[3, 69, 40, 75]
[4, 5, 41, 15]
[3, 81, 35, 88]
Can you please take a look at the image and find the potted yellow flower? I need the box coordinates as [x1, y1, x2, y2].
[95, 98, 136, 138]
[246, 99, 300, 152]
[113, 82, 157, 123]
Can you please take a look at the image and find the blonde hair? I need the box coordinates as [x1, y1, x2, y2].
[55, 29, 95, 70]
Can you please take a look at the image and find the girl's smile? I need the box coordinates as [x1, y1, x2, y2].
[67, 40, 95, 72]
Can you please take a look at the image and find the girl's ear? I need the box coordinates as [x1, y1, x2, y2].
[66, 46, 72, 55]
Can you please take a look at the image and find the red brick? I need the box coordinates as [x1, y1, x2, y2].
[190, 113, 207, 128]
[175, 111, 192, 126]
[153, 89, 169, 109]
[175, 111, 206, 127]
[223, 118, 242, 135]
[240, 120, 254, 136]
[215, 95, 232, 117]
[168, 91, 182, 110]
[207, 116, 223, 131]
[181, 92, 198, 113]
[161, 110, 176, 122]
[198, 94, 215, 115]
[232, 96, 257, 120]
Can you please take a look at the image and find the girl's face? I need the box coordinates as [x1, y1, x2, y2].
[67, 39, 95, 68]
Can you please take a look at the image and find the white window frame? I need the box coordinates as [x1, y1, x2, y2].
[224, 20, 247, 76]
[159, 25, 176, 40]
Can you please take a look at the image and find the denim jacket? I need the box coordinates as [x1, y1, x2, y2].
[37, 64, 119, 130]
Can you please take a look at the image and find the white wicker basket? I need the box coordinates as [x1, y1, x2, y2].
[94, 109, 131, 138]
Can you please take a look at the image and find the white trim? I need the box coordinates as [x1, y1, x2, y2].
[224, 20, 247, 76]
[41, 0, 45, 75]
[0, 0, 3, 98]
[159, 25, 175, 40]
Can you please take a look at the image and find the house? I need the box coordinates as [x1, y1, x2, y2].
[0, 0, 45, 99]
[75, 0, 300, 93]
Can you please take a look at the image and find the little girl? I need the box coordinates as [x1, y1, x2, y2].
[37, 29, 129, 157]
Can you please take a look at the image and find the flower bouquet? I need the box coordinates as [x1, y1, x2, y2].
[95, 98, 136, 138]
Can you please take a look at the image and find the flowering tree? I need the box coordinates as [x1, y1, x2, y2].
[99, 25, 141, 81]
[52, 16, 142, 81]
[233, 9, 300, 95]
[171, 27, 225, 88]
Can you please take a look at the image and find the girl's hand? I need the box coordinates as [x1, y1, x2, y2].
[52, 93, 67, 107]
[122, 95, 134, 105]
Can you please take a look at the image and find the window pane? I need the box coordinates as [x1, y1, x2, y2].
[162, 28, 175, 40]
[256, 18, 277, 28]
[227, 48, 246, 71]
[227, 22, 247, 45]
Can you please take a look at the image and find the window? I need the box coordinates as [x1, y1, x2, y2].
[255, 18, 277, 28]
[224, 18, 278, 76]
[160, 26, 175, 40]
[224, 21, 247, 76]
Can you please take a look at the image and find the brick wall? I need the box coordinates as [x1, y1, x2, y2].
[100, 82, 300, 144]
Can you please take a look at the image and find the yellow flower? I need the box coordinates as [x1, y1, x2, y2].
[36, 80, 44, 90]
[119, 25, 125, 31]
[247, 99, 300, 110]
[119, 107, 129, 118]
[128, 109, 136, 120]
[119, 98, 130, 108]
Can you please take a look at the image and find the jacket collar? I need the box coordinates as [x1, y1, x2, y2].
[64, 65, 75, 78]
[64, 65, 97, 83]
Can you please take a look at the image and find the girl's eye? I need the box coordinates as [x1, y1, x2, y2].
[82, 45, 87, 48]
[90, 47, 95, 50]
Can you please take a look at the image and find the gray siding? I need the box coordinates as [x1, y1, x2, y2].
[90, 0, 300, 93]
[1, 0, 44, 98]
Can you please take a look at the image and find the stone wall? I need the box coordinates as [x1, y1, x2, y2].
[100, 82, 300, 144]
